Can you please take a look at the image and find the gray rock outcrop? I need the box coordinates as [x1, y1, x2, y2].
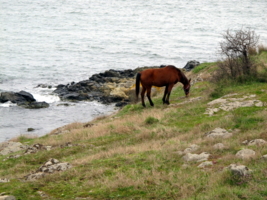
[205, 94, 264, 116]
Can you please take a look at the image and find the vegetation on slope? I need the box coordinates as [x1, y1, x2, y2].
[0, 51, 267, 200]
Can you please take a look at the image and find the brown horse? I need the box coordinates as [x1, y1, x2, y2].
[136, 65, 191, 107]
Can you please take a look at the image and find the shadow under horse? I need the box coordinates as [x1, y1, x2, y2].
[135, 65, 191, 107]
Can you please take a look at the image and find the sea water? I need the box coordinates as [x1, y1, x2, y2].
[1, 0, 267, 142]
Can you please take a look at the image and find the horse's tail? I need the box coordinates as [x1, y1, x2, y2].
[135, 73, 141, 100]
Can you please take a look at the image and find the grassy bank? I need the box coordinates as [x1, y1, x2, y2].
[1, 52, 267, 200]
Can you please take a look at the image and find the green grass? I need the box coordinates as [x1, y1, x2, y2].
[192, 62, 216, 73]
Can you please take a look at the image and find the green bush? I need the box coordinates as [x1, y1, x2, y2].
[145, 116, 159, 125]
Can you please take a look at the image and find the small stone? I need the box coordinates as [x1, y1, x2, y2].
[205, 128, 232, 139]
[184, 144, 200, 154]
[236, 149, 256, 159]
[242, 140, 249, 145]
[197, 161, 213, 168]
[213, 143, 225, 150]
[261, 155, 267, 160]
[0, 195, 16, 200]
[183, 152, 210, 162]
[247, 139, 267, 146]
[227, 164, 252, 177]
[0, 178, 10, 183]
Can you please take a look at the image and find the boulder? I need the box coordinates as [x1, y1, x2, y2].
[183, 60, 200, 71]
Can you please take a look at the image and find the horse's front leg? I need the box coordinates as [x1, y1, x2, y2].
[141, 87, 146, 107]
[162, 85, 168, 104]
[146, 86, 154, 107]
[165, 84, 174, 105]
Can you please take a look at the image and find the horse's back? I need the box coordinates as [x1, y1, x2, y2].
[139, 65, 180, 87]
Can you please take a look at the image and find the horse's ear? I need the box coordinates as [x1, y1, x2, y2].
[189, 78, 191, 83]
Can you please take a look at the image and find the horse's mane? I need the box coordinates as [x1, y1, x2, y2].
[169, 65, 189, 85]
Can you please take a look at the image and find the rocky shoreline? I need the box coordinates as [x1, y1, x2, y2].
[0, 61, 199, 109]
[53, 66, 158, 107]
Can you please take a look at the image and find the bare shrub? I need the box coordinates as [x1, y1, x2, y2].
[218, 28, 260, 79]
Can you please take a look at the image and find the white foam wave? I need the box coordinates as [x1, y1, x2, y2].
[33, 93, 60, 103]
[0, 101, 17, 107]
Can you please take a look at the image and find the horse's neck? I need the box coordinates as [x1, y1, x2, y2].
[180, 73, 188, 85]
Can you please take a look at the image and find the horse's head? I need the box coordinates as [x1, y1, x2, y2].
[183, 78, 191, 97]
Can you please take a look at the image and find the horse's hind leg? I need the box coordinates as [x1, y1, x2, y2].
[141, 87, 146, 107]
[146, 86, 154, 106]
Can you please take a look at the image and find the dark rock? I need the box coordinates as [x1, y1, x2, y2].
[62, 93, 89, 101]
[19, 101, 49, 109]
[27, 128, 35, 132]
[16, 91, 36, 102]
[36, 84, 53, 89]
[183, 60, 200, 71]
[0, 91, 35, 104]
[115, 101, 129, 107]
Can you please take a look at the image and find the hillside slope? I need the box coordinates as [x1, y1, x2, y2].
[0, 52, 267, 200]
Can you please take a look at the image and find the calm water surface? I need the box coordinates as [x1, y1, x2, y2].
[0, 0, 267, 142]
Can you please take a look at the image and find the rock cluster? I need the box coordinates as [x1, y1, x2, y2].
[24, 158, 72, 181]
[0, 90, 49, 109]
